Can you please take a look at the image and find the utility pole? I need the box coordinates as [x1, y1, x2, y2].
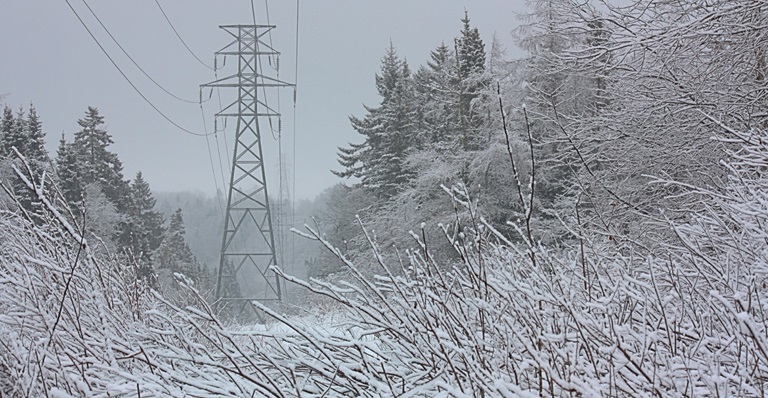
[202, 25, 293, 314]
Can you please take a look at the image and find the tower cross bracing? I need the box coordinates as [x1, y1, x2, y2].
[202, 24, 293, 309]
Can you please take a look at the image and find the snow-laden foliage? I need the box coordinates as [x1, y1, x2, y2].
[0, 159, 294, 397]
[2, 123, 768, 396]
[514, 0, 768, 239]
[277, 122, 768, 395]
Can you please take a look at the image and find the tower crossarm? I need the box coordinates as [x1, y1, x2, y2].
[201, 24, 294, 315]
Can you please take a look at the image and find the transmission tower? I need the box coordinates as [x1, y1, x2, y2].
[202, 25, 293, 311]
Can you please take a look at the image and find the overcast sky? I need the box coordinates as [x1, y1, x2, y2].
[0, 1, 525, 200]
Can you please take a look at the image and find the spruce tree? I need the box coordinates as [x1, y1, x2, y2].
[153, 207, 217, 298]
[0, 106, 14, 154]
[119, 172, 165, 265]
[218, 260, 242, 301]
[0, 105, 49, 218]
[72, 107, 130, 212]
[457, 11, 486, 81]
[335, 43, 421, 198]
[18, 105, 49, 213]
[0, 104, 48, 162]
[1, 106, 26, 157]
[55, 135, 83, 207]
[154, 208, 200, 278]
[455, 11, 488, 150]
[131, 172, 165, 251]
[416, 42, 461, 146]
[23, 105, 48, 163]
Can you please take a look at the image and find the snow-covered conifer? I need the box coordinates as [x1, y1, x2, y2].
[335, 43, 420, 198]
[72, 106, 130, 212]
[117, 171, 165, 282]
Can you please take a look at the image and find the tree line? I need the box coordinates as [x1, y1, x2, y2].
[313, 2, 768, 280]
[0, 104, 209, 297]
[313, 12, 546, 277]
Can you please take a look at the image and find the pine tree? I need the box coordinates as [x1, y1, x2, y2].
[335, 43, 421, 198]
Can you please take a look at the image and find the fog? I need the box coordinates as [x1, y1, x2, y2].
[0, 1, 522, 200]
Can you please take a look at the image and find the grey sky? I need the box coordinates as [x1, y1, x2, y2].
[0, 1, 524, 200]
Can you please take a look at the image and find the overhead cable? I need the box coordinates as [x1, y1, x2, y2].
[264, 0, 277, 69]
[291, 0, 300, 275]
[153, 0, 214, 70]
[63, 0, 211, 137]
[250, 0, 279, 139]
[200, 105, 225, 214]
[80, 0, 203, 104]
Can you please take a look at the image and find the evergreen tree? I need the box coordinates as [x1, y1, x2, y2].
[23, 105, 48, 163]
[455, 11, 488, 150]
[0, 106, 13, 154]
[457, 11, 486, 81]
[118, 172, 165, 264]
[335, 43, 421, 198]
[0, 106, 25, 157]
[218, 260, 242, 302]
[415, 42, 461, 147]
[154, 208, 216, 299]
[154, 208, 200, 278]
[0, 105, 49, 218]
[71, 107, 130, 211]
[56, 134, 83, 207]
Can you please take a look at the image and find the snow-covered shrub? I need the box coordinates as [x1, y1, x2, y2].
[2, 124, 768, 396]
[258, 127, 768, 396]
[0, 159, 290, 396]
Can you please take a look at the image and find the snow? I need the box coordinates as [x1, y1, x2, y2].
[3, 61, 768, 398]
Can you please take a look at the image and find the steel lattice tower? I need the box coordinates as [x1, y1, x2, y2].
[202, 25, 292, 311]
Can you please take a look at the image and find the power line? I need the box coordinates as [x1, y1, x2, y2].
[250, 0, 279, 139]
[250, 3, 272, 133]
[250, 0, 257, 28]
[153, 0, 214, 70]
[63, 0, 211, 137]
[200, 105, 225, 214]
[198, 84, 228, 216]
[291, 0, 300, 277]
[75, 0, 227, 223]
[213, 65, 231, 172]
[213, 127, 229, 202]
[264, 0, 277, 70]
[294, 0, 300, 96]
[79, 0, 202, 104]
